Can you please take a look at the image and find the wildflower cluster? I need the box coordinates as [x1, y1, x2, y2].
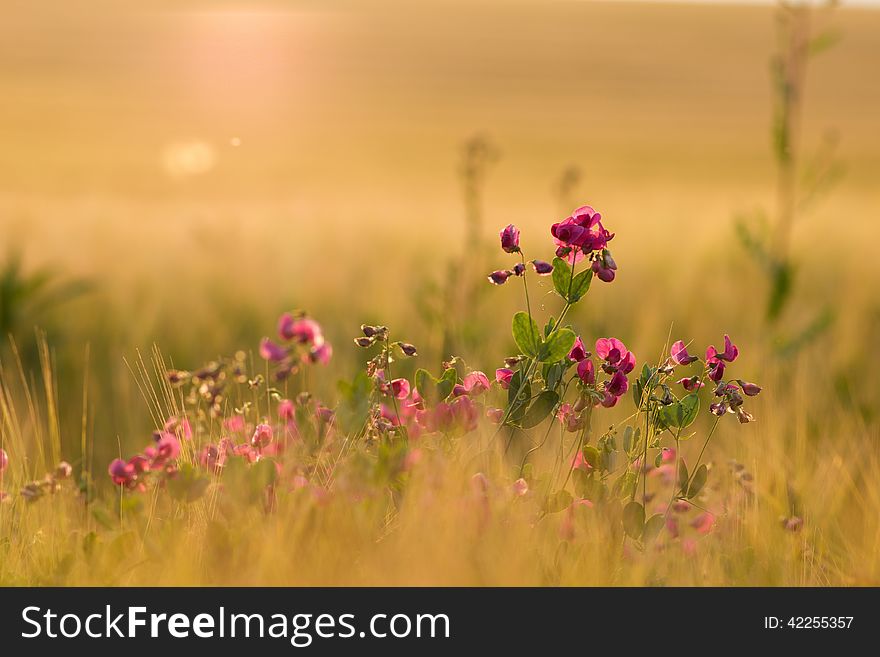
[260, 312, 332, 379]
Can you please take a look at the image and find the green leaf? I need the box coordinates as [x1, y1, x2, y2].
[659, 393, 701, 430]
[437, 368, 457, 400]
[623, 501, 645, 539]
[506, 370, 532, 423]
[678, 459, 689, 493]
[582, 445, 601, 469]
[687, 464, 708, 499]
[538, 328, 576, 363]
[633, 364, 655, 410]
[568, 268, 593, 303]
[337, 371, 373, 434]
[519, 390, 559, 429]
[612, 471, 637, 500]
[512, 311, 540, 357]
[551, 257, 572, 300]
[643, 514, 666, 543]
[545, 489, 573, 514]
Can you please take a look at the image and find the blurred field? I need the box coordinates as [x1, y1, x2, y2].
[1, 0, 879, 585]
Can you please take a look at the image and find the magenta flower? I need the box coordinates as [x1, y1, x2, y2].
[737, 380, 762, 396]
[278, 314, 323, 345]
[453, 371, 491, 397]
[591, 250, 617, 283]
[495, 368, 514, 389]
[278, 399, 296, 421]
[691, 512, 715, 535]
[513, 262, 526, 276]
[577, 359, 595, 385]
[677, 376, 705, 392]
[551, 206, 614, 257]
[390, 378, 411, 399]
[488, 269, 514, 285]
[706, 334, 738, 363]
[670, 340, 698, 366]
[595, 337, 629, 364]
[531, 260, 553, 275]
[108, 458, 135, 487]
[308, 342, 333, 365]
[707, 359, 726, 383]
[251, 423, 273, 449]
[500, 224, 520, 253]
[259, 338, 288, 362]
[567, 336, 588, 362]
[606, 370, 629, 397]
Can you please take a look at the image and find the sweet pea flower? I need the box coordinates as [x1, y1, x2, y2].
[737, 380, 762, 396]
[512, 262, 526, 276]
[691, 512, 715, 535]
[108, 458, 135, 487]
[453, 371, 491, 397]
[707, 359, 726, 383]
[486, 407, 505, 424]
[500, 224, 520, 253]
[606, 370, 629, 397]
[577, 359, 595, 385]
[568, 337, 588, 362]
[259, 338, 288, 362]
[591, 249, 617, 283]
[706, 334, 738, 363]
[278, 314, 324, 345]
[488, 269, 514, 285]
[390, 378, 411, 399]
[677, 376, 705, 392]
[251, 423, 273, 449]
[512, 478, 529, 497]
[531, 260, 553, 275]
[595, 337, 630, 365]
[495, 368, 514, 389]
[278, 399, 296, 421]
[670, 340, 699, 366]
[308, 342, 333, 365]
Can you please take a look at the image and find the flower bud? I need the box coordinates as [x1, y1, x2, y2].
[500, 224, 520, 253]
[531, 260, 553, 275]
[487, 270, 514, 285]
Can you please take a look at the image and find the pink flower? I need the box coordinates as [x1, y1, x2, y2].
[677, 376, 705, 392]
[707, 359, 725, 383]
[495, 368, 514, 389]
[486, 407, 504, 423]
[512, 478, 529, 496]
[591, 249, 617, 283]
[109, 459, 136, 487]
[670, 340, 698, 366]
[260, 338, 288, 362]
[278, 399, 296, 420]
[308, 342, 333, 365]
[572, 451, 594, 472]
[737, 380, 762, 396]
[706, 334, 738, 363]
[278, 314, 323, 345]
[567, 337, 588, 362]
[0, 448, 7, 474]
[595, 337, 630, 365]
[605, 370, 629, 397]
[531, 260, 553, 275]
[551, 206, 614, 253]
[488, 269, 514, 285]
[577, 359, 595, 385]
[251, 423, 273, 449]
[224, 415, 245, 433]
[500, 224, 520, 253]
[453, 371, 491, 397]
[153, 433, 181, 466]
[691, 512, 715, 535]
[390, 378, 411, 399]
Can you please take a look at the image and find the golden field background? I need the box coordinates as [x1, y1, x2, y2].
[1, 0, 879, 585]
